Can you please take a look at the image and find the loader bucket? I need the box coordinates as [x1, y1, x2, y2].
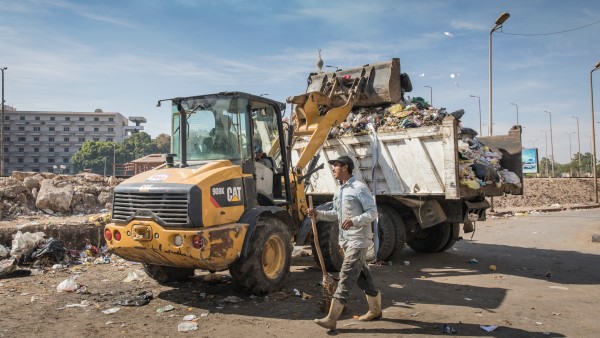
[306, 58, 405, 108]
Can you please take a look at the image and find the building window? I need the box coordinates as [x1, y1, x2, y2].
[34, 127, 41, 131]
[34, 158, 39, 163]
[33, 137, 39, 142]
[20, 116, 25, 120]
[3, 147, 8, 152]
[34, 148, 39, 152]
[18, 126, 25, 131]
[63, 127, 70, 131]
[49, 127, 55, 131]
[3, 137, 9, 142]
[4, 158, 8, 164]
[78, 137, 85, 142]
[3, 126, 8, 131]
[4, 116, 9, 120]
[18, 137, 26, 142]
[35, 116, 40, 121]
[48, 158, 55, 163]
[18, 148, 24, 152]
[108, 127, 114, 132]
[33, 168, 39, 172]
[93, 138, 99, 141]
[109, 117, 114, 122]
[49, 147, 54, 152]
[63, 158, 69, 163]
[79, 127, 84, 131]
[94, 117, 99, 122]
[50, 117, 55, 121]
[107, 137, 113, 142]
[64, 137, 69, 142]
[18, 158, 24, 163]
[94, 127, 99, 132]
[63, 148, 69, 152]
[79, 117, 85, 121]
[49, 137, 54, 142]
[65, 117, 70, 121]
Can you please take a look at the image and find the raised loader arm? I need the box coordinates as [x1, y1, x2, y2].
[286, 58, 405, 221]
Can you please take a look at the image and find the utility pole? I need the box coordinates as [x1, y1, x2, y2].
[572, 116, 581, 177]
[1, 67, 6, 176]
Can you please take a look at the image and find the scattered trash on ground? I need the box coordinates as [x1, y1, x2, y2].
[223, 296, 243, 303]
[56, 277, 78, 292]
[469, 258, 479, 264]
[123, 270, 146, 282]
[442, 323, 457, 334]
[480, 325, 498, 332]
[182, 314, 198, 321]
[177, 321, 198, 332]
[115, 291, 153, 307]
[156, 304, 175, 313]
[102, 307, 121, 314]
[488, 264, 497, 271]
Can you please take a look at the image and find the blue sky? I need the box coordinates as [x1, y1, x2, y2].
[1, 0, 599, 163]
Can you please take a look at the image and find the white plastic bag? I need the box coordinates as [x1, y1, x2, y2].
[10, 231, 46, 258]
[0, 245, 9, 258]
[178, 322, 198, 332]
[56, 276, 78, 292]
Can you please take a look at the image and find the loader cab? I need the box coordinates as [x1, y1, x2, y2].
[170, 92, 291, 206]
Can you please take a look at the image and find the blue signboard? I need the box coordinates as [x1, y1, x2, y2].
[522, 148, 538, 174]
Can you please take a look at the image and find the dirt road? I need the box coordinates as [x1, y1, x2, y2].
[1, 209, 599, 337]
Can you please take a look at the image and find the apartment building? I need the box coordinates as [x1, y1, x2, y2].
[1, 107, 142, 175]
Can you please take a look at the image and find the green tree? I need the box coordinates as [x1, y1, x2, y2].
[153, 133, 171, 154]
[72, 141, 116, 175]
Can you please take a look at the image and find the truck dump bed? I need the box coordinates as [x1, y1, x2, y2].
[292, 117, 523, 200]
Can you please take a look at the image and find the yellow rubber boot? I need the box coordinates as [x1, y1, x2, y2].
[358, 291, 382, 321]
[314, 298, 344, 330]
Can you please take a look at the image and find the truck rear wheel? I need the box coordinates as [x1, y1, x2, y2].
[437, 222, 460, 252]
[367, 205, 400, 262]
[311, 220, 344, 272]
[143, 264, 195, 284]
[230, 216, 292, 295]
[406, 221, 451, 253]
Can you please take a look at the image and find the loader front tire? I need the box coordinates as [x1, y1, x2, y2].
[142, 264, 195, 284]
[230, 216, 292, 295]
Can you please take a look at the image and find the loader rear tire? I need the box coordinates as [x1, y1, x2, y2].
[406, 221, 451, 253]
[230, 216, 292, 295]
[311, 221, 344, 272]
[142, 264, 195, 284]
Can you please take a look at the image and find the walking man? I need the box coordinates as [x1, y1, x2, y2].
[307, 155, 382, 330]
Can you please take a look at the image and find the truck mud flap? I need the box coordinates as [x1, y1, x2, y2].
[463, 199, 490, 222]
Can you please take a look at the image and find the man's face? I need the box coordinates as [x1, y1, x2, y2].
[331, 161, 347, 180]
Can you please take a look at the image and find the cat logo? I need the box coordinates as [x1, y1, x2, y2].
[139, 184, 153, 192]
[227, 186, 242, 202]
[210, 178, 244, 208]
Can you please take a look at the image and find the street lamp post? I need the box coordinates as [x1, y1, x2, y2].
[489, 12, 510, 137]
[470, 95, 482, 136]
[113, 143, 116, 176]
[510, 102, 519, 125]
[572, 116, 581, 177]
[424, 85, 432, 106]
[1, 66, 6, 176]
[544, 110, 555, 177]
[590, 61, 600, 203]
[541, 129, 549, 177]
[565, 132, 574, 176]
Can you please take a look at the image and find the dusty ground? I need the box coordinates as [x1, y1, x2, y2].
[0, 178, 599, 337]
[1, 209, 599, 338]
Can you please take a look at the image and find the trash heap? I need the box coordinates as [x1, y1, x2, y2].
[326, 96, 521, 190]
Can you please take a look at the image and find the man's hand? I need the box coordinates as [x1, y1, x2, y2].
[307, 208, 318, 218]
[341, 219, 354, 230]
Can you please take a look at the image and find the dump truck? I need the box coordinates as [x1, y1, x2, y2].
[103, 57, 521, 294]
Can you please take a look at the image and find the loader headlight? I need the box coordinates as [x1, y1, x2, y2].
[174, 234, 184, 246]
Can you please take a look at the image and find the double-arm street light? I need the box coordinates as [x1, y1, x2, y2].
[424, 85, 432, 106]
[544, 110, 555, 177]
[565, 132, 575, 176]
[572, 115, 581, 176]
[489, 12, 510, 137]
[1, 66, 6, 176]
[540, 129, 549, 177]
[590, 61, 600, 203]
[510, 102, 519, 125]
[470, 95, 482, 136]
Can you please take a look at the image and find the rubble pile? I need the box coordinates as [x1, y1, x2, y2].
[327, 97, 521, 190]
[0, 172, 122, 219]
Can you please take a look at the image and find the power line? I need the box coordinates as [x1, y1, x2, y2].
[499, 19, 600, 36]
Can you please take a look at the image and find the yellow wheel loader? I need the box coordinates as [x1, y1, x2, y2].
[104, 59, 408, 294]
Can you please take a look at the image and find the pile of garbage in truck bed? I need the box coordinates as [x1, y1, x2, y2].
[327, 96, 521, 190]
